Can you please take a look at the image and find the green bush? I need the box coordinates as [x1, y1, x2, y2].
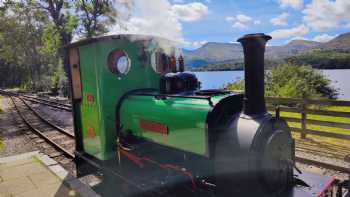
[226, 63, 338, 99]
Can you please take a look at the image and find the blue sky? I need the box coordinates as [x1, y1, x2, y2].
[113, 0, 350, 49]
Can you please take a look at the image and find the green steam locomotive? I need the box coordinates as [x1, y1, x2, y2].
[66, 33, 340, 196]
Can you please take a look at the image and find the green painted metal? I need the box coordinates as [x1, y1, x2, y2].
[73, 35, 234, 160]
[77, 38, 161, 160]
[120, 94, 229, 156]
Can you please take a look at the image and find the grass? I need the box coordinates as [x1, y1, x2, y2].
[0, 95, 3, 113]
[0, 95, 4, 151]
[271, 105, 350, 146]
[0, 137, 4, 151]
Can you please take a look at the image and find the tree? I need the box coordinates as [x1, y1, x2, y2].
[0, 0, 133, 93]
[36, 0, 77, 49]
[35, 0, 78, 78]
[0, 1, 53, 89]
[226, 63, 338, 99]
[75, 0, 117, 38]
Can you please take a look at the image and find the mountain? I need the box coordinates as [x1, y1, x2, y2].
[184, 42, 243, 67]
[316, 32, 350, 51]
[288, 33, 350, 69]
[265, 40, 320, 59]
[184, 32, 350, 69]
[183, 39, 321, 67]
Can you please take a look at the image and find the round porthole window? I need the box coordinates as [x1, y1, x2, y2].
[107, 49, 131, 75]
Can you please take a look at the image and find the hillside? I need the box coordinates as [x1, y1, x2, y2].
[184, 42, 243, 67]
[184, 32, 350, 70]
[317, 32, 350, 51]
[288, 32, 350, 69]
[184, 39, 321, 67]
[265, 40, 320, 59]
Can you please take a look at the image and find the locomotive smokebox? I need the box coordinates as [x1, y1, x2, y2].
[213, 33, 293, 196]
[238, 33, 271, 116]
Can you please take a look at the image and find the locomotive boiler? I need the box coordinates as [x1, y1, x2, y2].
[66, 33, 339, 197]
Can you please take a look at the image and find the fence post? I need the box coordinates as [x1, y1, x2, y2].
[275, 105, 280, 120]
[301, 99, 307, 139]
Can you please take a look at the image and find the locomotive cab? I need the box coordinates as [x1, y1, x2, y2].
[66, 34, 338, 197]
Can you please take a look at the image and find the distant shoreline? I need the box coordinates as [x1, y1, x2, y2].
[188, 68, 350, 72]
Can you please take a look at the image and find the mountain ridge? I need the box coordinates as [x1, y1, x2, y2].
[183, 32, 350, 68]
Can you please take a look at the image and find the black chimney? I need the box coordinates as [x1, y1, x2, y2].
[237, 33, 271, 116]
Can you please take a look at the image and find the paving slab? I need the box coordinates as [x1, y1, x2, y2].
[0, 151, 100, 197]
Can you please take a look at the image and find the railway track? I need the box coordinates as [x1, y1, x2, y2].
[9, 96, 75, 160]
[0, 89, 71, 111]
[20, 95, 72, 111]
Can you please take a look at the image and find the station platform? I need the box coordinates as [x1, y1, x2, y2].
[0, 151, 99, 197]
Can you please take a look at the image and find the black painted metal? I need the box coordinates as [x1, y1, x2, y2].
[178, 55, 185, 72]
[237, 33, 271, 116]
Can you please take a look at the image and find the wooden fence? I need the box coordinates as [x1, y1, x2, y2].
[266, 97, 350, 141]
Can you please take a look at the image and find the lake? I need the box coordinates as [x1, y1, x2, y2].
[194, 69, 350, 100]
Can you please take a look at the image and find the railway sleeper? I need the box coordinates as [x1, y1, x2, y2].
[49, 151, 63, 158]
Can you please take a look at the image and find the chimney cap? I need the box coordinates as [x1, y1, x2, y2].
[237, 33, 271, 43]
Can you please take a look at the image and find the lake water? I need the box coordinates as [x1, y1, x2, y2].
[194, 69, 350, 100]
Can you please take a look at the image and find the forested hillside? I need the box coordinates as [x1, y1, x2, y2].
[185, 32, 350, 71]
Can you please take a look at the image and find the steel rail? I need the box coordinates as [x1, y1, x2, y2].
[20, 98, 74, 138]
[10, 96, 75, 159]
[0, 89, 71, 111]
[296, 156, 349, 173]
[20, 96, 72, 112]
[21, 95, 71, 108]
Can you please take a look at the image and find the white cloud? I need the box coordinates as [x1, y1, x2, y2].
[172, 2, 208, 22]
[303, 0, 350, 31]
[190, 40, 208, 48]
[270, 12, 289, 26]
[110, 0, 208, 43]
[270, 24, 309, 39]
[236, 14, 252, 23]
[286, 36, 308, 43]
[254, 20, 261, 25]
[232, 22, 247, 29]
[278, 0, 304, 9]
[226, 14, 253, 29]
[312, 34, 336, 42]
[172, 0, 184, 3]
[225, 16, 235, 22]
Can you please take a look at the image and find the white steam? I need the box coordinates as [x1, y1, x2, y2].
[111, 0, 183, 43]
[111, 0, 208, 45]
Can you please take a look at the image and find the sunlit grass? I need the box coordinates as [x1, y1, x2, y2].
[0, 95, 3, 113]
[270, 106, 350, 145]
[0, 95, 4, 151]
[0, 137, 4, 151]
